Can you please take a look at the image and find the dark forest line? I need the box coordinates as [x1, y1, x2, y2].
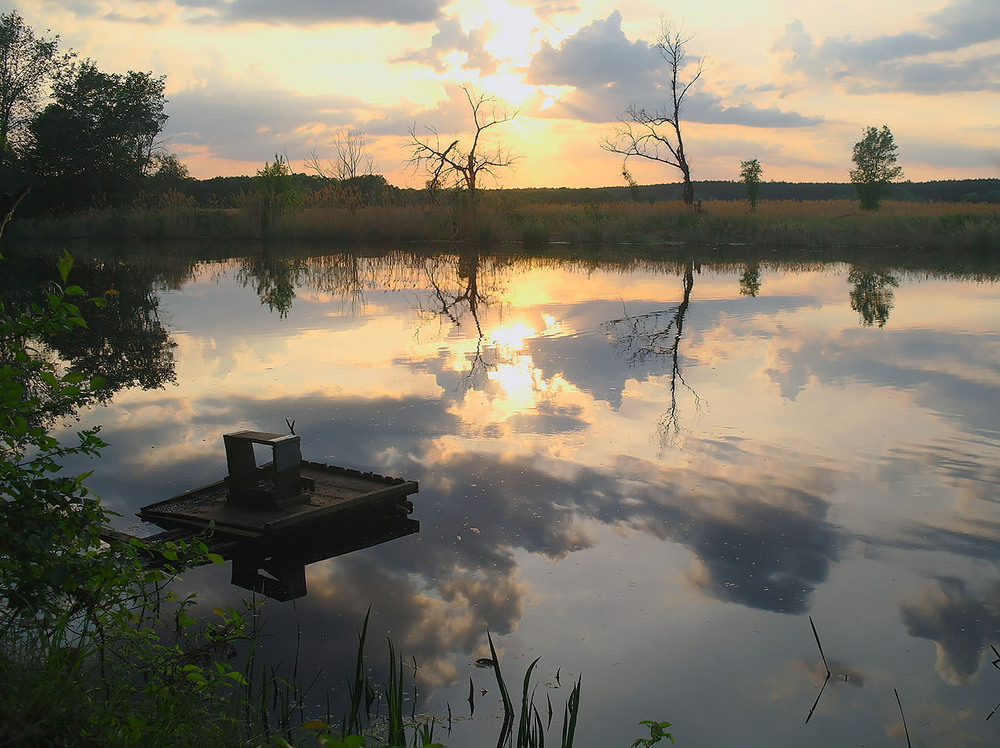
[176, 175, 1000, 210]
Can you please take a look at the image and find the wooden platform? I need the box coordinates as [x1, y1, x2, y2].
[138, 460, 418, 539]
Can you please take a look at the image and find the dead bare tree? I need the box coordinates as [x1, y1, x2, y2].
[407, 85, 518, 204]
[601, 21, 704, 205]
[305, 129, 376, 183]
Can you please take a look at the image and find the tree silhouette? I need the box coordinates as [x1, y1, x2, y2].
[236, 251, 303, 318]
[601, 21, 704, 205]
[408, 85, 517, 205]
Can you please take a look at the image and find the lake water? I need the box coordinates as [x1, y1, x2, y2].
[24, 244, 1000, 745]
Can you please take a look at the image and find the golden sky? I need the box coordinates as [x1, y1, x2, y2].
[21, 0, 1000, 186]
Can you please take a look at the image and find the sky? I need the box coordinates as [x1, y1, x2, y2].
[18, 0, 1000, 187]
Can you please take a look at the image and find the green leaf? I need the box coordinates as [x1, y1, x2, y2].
[206, 553, 225, 564]
[57, 251, 74, 283]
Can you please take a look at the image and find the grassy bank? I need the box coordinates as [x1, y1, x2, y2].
[10, 198, 1000, 252]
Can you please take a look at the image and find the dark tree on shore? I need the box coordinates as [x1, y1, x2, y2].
[850, 125, 903, 211]
[601, 21, 704, 206]
[408, 85, 517, 206]
[25, 60, 167, 210]
[0, 11, 71, 160]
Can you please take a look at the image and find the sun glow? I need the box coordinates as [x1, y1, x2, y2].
[488, 358, 537, 414]
[489, 321, 536, 351]
[476, 69, 538, 108]
[472, 1, 540, 65]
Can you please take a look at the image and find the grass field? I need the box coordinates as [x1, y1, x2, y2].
[10, 196, 1000, 252]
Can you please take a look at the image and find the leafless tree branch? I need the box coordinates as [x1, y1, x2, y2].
[408, 85, 518, 202]
[601, 20, 704, 205]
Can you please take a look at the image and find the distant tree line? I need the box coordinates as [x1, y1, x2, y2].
[83, 175, 998, 211]
[504, 179, 1000, 206]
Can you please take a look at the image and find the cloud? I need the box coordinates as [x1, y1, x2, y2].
[527, 10, 660, 88]
[774, 0, 1000, 94]
[901, 137, 1000, 171]
[900, 578, 1000, 685]
[163, 82, 415, 162]
[526, 11, 820, 128]
[177, 0, 444, 26]
[393, 17, 499, 74]
[684, 92, 823, 128]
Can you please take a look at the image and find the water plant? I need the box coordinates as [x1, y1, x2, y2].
[632, 720, 675, 746]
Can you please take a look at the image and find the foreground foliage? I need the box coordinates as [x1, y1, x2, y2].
[0, 251, 250, 745]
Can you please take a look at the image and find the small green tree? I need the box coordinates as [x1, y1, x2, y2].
[850, 125, 903, 211]
[739, 158, 762, 212]
[245, 153, 301, 236]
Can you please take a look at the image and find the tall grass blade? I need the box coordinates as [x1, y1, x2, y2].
[560, 675, 581, 748]
[516, 658, 542, 747]
[894, 688, 912, 748]
[347, 606, 371, 735]
[809, 616, 830, 675]
[387, 638, 406, 747]
[805, 672, 830, 724]
[488, 629, 514, 748]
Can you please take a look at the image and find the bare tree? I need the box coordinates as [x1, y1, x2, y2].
[601, 21, 704, 205]
[408, 85, 517, 204]
[305, 129, 376, 183]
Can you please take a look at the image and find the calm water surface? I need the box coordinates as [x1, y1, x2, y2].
[39, 246, 1000, 745]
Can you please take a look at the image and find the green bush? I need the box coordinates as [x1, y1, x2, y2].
[0, 251, 251, 745]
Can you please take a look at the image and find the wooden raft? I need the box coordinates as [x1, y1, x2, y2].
[137, 430, 418, 539]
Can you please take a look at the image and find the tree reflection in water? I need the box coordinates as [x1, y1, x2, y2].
[848, 268, 898, 328]
[421, 249, 511, 390]
[739, 262, 762, 297]
[601, 260, 703, 449]
[0, 251, 177, 427]
[236, 251, 303, 318]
